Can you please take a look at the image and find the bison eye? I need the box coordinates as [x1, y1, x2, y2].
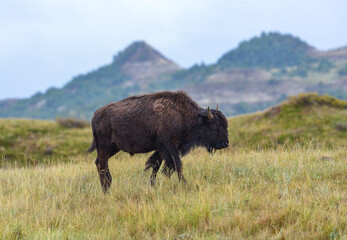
[212, 124, 217, 129]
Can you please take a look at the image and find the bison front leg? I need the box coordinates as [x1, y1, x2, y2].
[145, 151, 162, 186]
[175, 158, 186, 184]
[161, 146, 186, 184]
[95, 152, 112, 193]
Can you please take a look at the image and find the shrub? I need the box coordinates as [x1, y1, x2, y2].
[338, 64, 347, 76]
[335, 122, 347, 131]
[56, 117, 89, 128]
[316, 59, 333, 73]
[287, 93, 347, 109]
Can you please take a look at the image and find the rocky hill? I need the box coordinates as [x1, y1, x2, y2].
[0, 41, 181, 119]
[174, 33, 347, 115]
[1, 32, 346, 119]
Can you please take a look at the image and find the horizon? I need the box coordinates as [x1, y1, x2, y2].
[1, 0, 346, 100]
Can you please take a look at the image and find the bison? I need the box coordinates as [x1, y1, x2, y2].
[87, 91, 229, 192]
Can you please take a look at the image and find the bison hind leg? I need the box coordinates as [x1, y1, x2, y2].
[96, 146, 118, 193]
[145, 151, 162, 186]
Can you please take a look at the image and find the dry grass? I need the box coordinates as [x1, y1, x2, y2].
[1, 147, 346, 239]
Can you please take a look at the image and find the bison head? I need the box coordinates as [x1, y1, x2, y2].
[198, 107, 229, 152]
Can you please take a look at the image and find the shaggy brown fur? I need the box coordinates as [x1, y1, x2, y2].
[88, 91, 229, 192]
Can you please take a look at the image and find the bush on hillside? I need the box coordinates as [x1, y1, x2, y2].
[287, 93, 347, 109]
[316, 59, 333, 73]
[335, 122, 347, 131]
[56, 117, 89, 128]
[338, 64, 347, 76]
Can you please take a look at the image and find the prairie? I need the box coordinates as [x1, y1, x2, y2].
[1, 147, 346, 239]
[0, 94, 346, 239]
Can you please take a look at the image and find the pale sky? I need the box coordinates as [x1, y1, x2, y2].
[1, 0, 346, 99]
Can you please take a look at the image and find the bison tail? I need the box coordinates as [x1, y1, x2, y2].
[86, 140, 96, 154]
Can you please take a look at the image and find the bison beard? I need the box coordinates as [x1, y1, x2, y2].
[88, 91, 229, 193]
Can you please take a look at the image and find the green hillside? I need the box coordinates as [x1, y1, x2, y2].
[218, 32, 316, 68]
[0, 42, 179, 120]
[0, 62, 130, 119]
[0, 118, 91, 167]
[1, 94, 346, 167]
[229, 93, 347, 148]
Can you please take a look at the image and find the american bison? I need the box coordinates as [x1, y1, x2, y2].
[87, 91, 229, 192]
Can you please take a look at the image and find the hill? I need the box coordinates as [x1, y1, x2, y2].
[0, 32, 347, 119]
[1, 94, 346, 167]
[218, 32, 316, 68]
[228, 93, 347, 148]
[0, 42, 181, 119]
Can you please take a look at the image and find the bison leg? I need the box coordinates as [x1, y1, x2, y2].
[161, 146, 186, 183]
[145, 151, 162, 186]
[171, 150, 186, 184]
[95, 150, 112, 193]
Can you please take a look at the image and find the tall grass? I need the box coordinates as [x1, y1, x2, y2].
[1, 147, 346, 239]
[1, 97, 346, 239]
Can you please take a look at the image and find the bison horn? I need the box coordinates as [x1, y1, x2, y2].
[207, 106, 213, 119]
[216, 104, 219, 111]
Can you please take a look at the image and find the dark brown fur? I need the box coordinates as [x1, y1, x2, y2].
[88, 91, 229, 192]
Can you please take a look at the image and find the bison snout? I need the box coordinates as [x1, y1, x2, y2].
[222, 140, 229, 148]
[216, 140, 229, 149]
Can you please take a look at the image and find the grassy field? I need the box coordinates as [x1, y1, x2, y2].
[0, 147, 346, 239]
[0, 94, 346, 239]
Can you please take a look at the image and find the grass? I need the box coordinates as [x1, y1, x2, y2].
[0, 94, 346, 239]
[0, 147, 346, 239]
[0, 119, 91, 167]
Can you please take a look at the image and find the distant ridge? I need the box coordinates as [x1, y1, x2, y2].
[0, 32, 346, 119]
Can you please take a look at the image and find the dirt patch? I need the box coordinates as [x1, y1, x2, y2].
[264, 105, 282, 118]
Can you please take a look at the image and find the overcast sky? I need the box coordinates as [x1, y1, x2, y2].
[1, 0, 346, 99]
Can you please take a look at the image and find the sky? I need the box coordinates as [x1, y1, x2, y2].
[0, 0, 346, 100]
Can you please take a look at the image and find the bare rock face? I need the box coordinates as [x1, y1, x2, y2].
[184, 68, 306, 107]
[122, 59, 181, 87]
[115, 41, 181, 87]
[311, 46, 347, 62]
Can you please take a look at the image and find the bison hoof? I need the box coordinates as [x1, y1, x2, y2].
[149, 177, 157, 187]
